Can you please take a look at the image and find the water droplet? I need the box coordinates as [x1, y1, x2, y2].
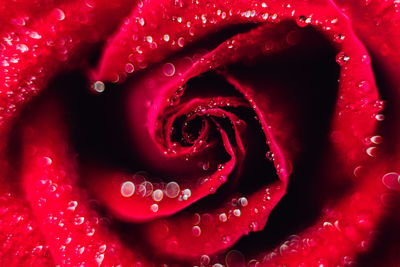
[53, 8, 66, 21]
[125, 63, 134, 73]
[152, 189, 164, 201]
[202, 161, 210, 171]
[200, 255, 210, 265]
[95, 253, 104, 265]
[225, 250, 245, 267]
[93, 81, 105, 93]
[182, 188, 191, 200]
[67, 201, 78, 211]
[336, 52, 350, 66]
[150, 203, 159, 212]
[29, 31, 42, 39]
[219, 213, 227, 222]
[165, 181, 180, 198]
[296, 15, 310, 27]
[178, 37, 185, 47]
[222, 235, 231, 244]
[370, 135, 382, 144]
[146, 36, 153, 43]
[192, 225, 201, 237]
[16, 44, 29, 53]
[238, 197, 248, 207]
[248, 259, 260, 267]
[74, 216, 85, 225]
[249, 221, 258, 231]
[366, 146, 377, 157]
[382, 172, 400, 191]
[121, 181, 135, 197]
[357, 80, 371, 92]
[266, 151, 274, 161]
[98, 244, 107, 253]
[333, 33, 345, 43]
[163, 63, 175, 77]
[375, 114, 385, 121]
[233, 209, 241, 217]
[163, 34, 170, 42]
[138, 181, 153, 197]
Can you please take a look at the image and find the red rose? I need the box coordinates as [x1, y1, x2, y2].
[1, 0, 399, 266]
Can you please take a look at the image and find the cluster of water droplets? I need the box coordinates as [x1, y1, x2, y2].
[120, 173, 194, 212]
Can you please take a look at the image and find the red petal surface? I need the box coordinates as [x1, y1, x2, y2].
[0, 0, 399, 266]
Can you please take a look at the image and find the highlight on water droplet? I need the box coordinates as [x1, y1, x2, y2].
[93, 81, 105, 93]
[165, 181, 180, 198]
[382, 172, 400, 191]
[219, 212, 227, 222]
[192, 225, 201, 237]
[225, 250, 245, 267]
[163, 63, 175, 76]
[150, 203, 159, 212]
[152, 189, 164, 202]
[366, 146, 377, 157]
[53, 8, 66, 21]
[335, 51, 350, 66]
[121, 181, 135, 197]
[370, 135, 382, 144]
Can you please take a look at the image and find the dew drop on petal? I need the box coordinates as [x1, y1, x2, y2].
[53, 8, 65, 21]
[382, 172, 400, 191]
[150, 204, 159, 212]
[121, 181, 135, 197]
[238, 197, 248, 207]
[125, 63, 134, 73]
[178, 37, 185, 47]
[225, 250, 245, 267]
[67, 201, 78, 211]
[200, 255, 210, 265]
[39, 157, 52, 167]
[248, 259, 260, 267]
[163, 63, 175, 76]
[192, 225, 201, 237]
[182, 188, 191, 200]
[370, 135, 382, 144]
[152, 189, 164, 202]
[93, 81, 105, 93]
[165, 181, 180, 198]
[366, 146, 377, 157]
[222, 235, 231, 244]
[219, 213, 227, 222]
[333, 33, 345, 43]
[74, 216, 85, 225]
[375, 114, 385, 121]
[357, 80, 371, 92]
[233, 209, 241, 217]
[336, 51, 350, 66]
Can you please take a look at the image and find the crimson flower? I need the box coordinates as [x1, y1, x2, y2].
[1, 0, 400, 266]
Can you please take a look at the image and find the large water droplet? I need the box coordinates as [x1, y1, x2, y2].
[165, 181, 180, 198]
[336, 52, 350, 66]
[225, 250, 245, 267]
[382, 172, 400, 191]
[121, 181, 135, 197]
[93, 81, 105, 93]
[192, 225, 201, 237]
[53, 8, 66, 21]
[163, 63, 175, 76]
[219, 213, 227, 222]
[152, 189, 164, 202]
